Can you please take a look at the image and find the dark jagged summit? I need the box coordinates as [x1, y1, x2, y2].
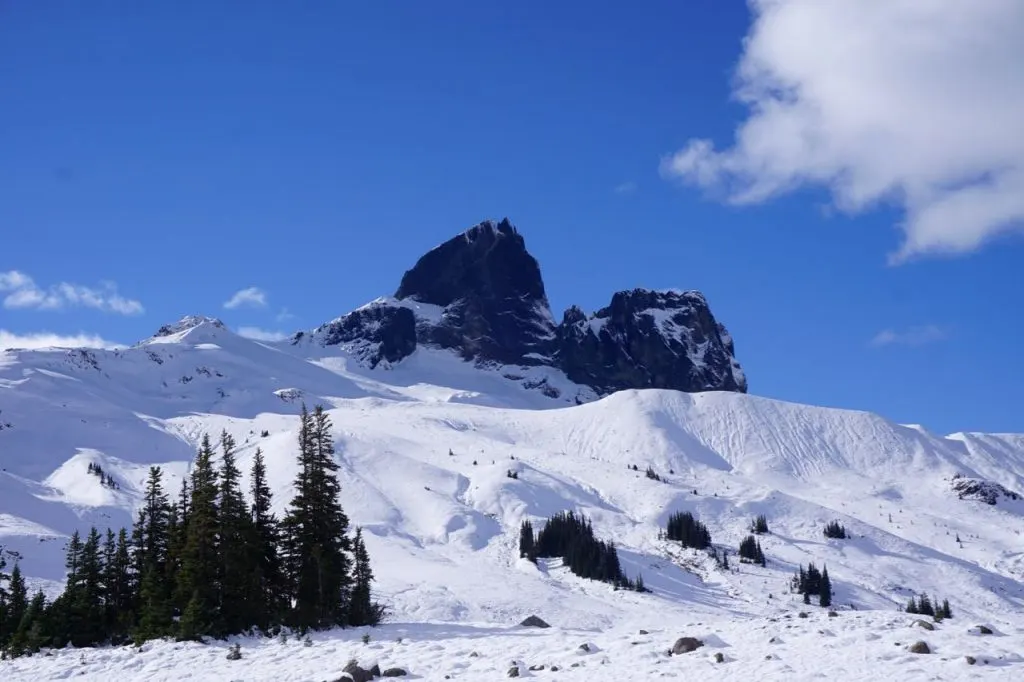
[303, 218, 746, 395]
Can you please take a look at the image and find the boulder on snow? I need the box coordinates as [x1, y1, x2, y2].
[519, 615, 550, 628]
[908, 640, 931, 654]
[670, 637, 704, 655]
[973, 624, 994, 635]
[381, 669, 407, 678]
[507, 665, 520, 677]
[912, 619, 935, 631]
[341, 660, 373, 682]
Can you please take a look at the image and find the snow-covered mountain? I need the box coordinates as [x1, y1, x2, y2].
[2, 223, 1023, 679]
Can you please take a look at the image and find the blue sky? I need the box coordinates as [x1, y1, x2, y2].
[2, 1, 1022, 435]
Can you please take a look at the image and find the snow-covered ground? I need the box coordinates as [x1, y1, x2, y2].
[2, 316, 1023, 680]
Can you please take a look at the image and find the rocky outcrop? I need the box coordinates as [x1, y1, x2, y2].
[557, 289, 746, 394]
[300, 218, 746, 396]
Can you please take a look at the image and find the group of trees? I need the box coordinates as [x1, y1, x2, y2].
[905, 594, 953, 619]
[86, 462, 120, 490]
[0, 404, 382, 659]
[792, 562, 832, 607]
[750, 514, 770, 534]
[664, 511, 712, 550]
[519, 512, 645, 591]
[823, 521, 847, 539]
[738, 535, 767, 566]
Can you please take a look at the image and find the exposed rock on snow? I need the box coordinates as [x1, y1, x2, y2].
[951, 473, 1021, 505]
[670, 636, 704, 654]
[520, 615, 550, 628]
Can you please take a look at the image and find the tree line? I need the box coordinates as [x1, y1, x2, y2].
[0, 404, 382, 658]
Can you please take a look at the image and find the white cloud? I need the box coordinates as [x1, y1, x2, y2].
[276, 307, 295, 322]
[662, 0, 1024, 262]
[0, 270, 144, 314]
[223, 287, 268, 310]
[614, 181, 637, 195]
[237, 326, 289, 342]
[870, 325, 946, 348]
[0, 329, 123, 350]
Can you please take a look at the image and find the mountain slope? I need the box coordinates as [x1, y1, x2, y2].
[2, 317, 1023, 645]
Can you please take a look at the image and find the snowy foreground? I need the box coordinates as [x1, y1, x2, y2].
[3, 611, 1022, 681]
[2, 317, 1023, 680]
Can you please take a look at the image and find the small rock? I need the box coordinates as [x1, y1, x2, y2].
[975, 625, 993, 635]
[797, 612, 809, 619]
[381, 669, 407, 678]
[908, 641, 931, 654]
[966, 656, 977, 665]
[578, 643, 591, 653]
[912, 619, 935, 631]
[570, 662, 582, 668]
[519, 615, 550, 628]
[529, 664, 545, 671]
[828, 611, 838, 617]
[508, 666, 520, 678]
[638, 629, 649, 635]
[714, 652, 725, 663]
[670, 637, 704, 655]
[550, 665, 559, 672]
[469, 651, 480, 658]
[369, 664, 381, 678]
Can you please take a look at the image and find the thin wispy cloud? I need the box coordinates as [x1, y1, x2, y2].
[661, 0, 1024, 263]
[0, 329, 123, 350]
[870, 325, 947, 348]
[223, 287, 267, 310]
[614, 181, 637, 195]
[0, 270, 144, 315]
[238, 326, 289, 342]
[276, 308, 295, 323]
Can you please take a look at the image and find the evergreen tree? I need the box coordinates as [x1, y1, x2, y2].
[819, 565, 832, 607]
[135, 466, 173, 641]
[518, 519, 536, 561]
[9, 590, 47, 656]
[177, 434, 221, 640]
[823, 521, 847, 539]
[249, 447, 285, 631]
[751, 514, 769, 534]
[738, 535, 766, 565]
[217, 430, 254, 635]
[5, 563, 27, 649]
[103, 528, 133, 641]
[71, 527, 105, 645]
[282, 404, 353, 630]
[348, 528, 383, 626]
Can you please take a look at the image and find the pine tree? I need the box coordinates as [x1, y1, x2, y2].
[819, 565, 832, 607]
[348, 528, 382, 626]
[217, 430, 254, 635]
[249, 447, 285, 631]
[9, 590, 47, 656]
[0, 548, 8, 648]
[519, 519, 536, 561]
[177, 434, 221, 640]
[282, 405, 354, 630]
[5, 563, 27, 648]
[751, 514, 769, 534]
[665, 511, 712, 549]
[104, 528, 133, 641]
[135, 466, 173, 642]
[72, 527, 105, 645]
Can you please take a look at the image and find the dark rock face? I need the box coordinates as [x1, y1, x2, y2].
[304, 218, 746, 396]
[303, 302, 417, 369]
[951, 473, 1021, 505]
[519, 615, 550, 628]
[557, 289, 746, 394]
[395, 218, 555, 366]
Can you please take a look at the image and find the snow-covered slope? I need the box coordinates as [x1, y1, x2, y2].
[2, 316, 1023, 680]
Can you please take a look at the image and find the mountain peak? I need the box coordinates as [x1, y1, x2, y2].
[143, 315, 227, 345]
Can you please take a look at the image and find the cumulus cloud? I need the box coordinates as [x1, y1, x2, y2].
[661, 0, 1024, 262]
[0, 329, 123, 350]
[870, 325, 946, 348]
[223, 287, 268, 309]
[237, 326, 289, 342]
[0, 270, 144, 314]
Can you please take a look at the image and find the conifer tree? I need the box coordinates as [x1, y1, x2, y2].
[282, 405, 353, 630]
[135, 466, 173, 641]
[249, 447, 285, 631]
[6, 563, 27, 647]
[217, 430, 254, 634]
[177, 434, 221, 640]
[348, 527, 382, 626]
[9, 589, 47, 656]
[519, 519, 536, 561]
[103, 528, 133, 640]
[72, 527, 105, 645]
[819, 565, 832, 607]
[0, 549, 9, 648]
